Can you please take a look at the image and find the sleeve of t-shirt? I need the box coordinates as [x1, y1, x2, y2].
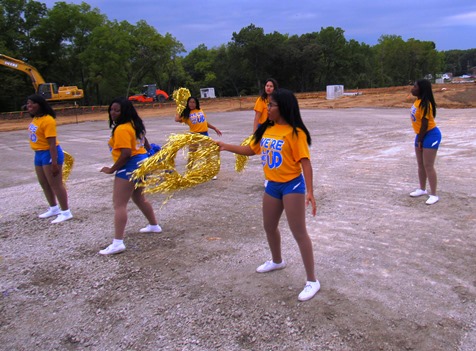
[254, 98, 265, 113]
[292, 130, 310, 161]
[43, 117, 57, 139]
[113, 125, 134, 149]
[249, 138, 261, 155]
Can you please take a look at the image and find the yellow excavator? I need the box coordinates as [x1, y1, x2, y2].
[0, 54, 84, 102]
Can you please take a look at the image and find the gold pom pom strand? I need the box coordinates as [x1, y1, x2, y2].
[172, 87, 191, 116]
[62, 151, 74, 183]
[131, 133, 220, 196]
[235, 134, 254, 173]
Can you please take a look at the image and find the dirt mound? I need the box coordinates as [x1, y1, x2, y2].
[1, 84, 475, 132]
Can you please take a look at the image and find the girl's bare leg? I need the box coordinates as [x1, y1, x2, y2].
[112, 177, 135, 240]
[35, 165, 57, 206]
[283, 193, 316, 282]
[131, 188, 158, 225]
[42, 164, 69, 210]
[422, 148, 438, 195]
[262, 193, 284, 263]
[414, 147, 427, 190]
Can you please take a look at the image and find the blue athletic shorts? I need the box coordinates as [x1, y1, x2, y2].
[34, 145, 64, 166]
[415, 127, 441, 149]
[115, 153, 148, 180]
[198, 131, 209, 136]
[265, 174, 306, 200]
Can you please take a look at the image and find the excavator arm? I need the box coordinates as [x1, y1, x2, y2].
[0, 54, 46, 91]
[0, 53, 83, 102]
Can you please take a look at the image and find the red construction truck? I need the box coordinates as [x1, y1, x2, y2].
[128, 84, 169, 103]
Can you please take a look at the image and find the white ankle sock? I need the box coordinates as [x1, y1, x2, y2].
[113, 239, 124, 246]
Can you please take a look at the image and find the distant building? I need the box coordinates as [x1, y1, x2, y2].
[200, 88, 216, 99]
[326, 85, 344, 100]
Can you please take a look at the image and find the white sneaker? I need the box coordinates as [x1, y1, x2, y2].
[139, 224, 162, 233]
[212, 176, 218, 180]
[51, 210, 73, 224]
[99, 243, 126, 255]
[298, 280, 320, 301]
[256, 259, 286, 273]
[39, 206, 60, 218]
[410, 189, 427, 197]
[426, 195, 439, 205]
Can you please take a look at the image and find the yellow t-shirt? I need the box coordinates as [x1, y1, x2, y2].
[182, 109, 208, 133]
[250, 124, 310, 182]
[28, 115, 59, 151]
[254, 97, 268, 125]
[410, 99, 436, 134]
[108, 122, 146, 162]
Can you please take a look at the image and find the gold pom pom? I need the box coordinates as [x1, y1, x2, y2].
[131, 133, 220, 195]
[63, 151, 74, 183]
[235, 134, 254, 172]
[172, 87, 191, 116]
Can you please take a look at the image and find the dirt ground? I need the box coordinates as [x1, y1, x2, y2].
[0, 84, 475, 350]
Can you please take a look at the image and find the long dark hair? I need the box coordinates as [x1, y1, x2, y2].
[416, 79, 437, 119]
[108, 97, 146, 138]
[260, 78, 279, 101]
[253, 88, 311, 146]
[27, 94, 56, 118]
[181, 97, 200, 119]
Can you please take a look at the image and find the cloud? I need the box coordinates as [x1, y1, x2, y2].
[443, 11, 476, 26]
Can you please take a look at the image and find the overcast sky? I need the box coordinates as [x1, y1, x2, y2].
[41, 0, 476, 52]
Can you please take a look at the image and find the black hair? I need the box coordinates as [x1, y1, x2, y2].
[181, 97, 200, 119]
[27, 94, 56, 118]
[260, 78, 279, 101]
[108, 97, 146, 139]
[416, 79, 437, 119]
[253, 88, 312, 146]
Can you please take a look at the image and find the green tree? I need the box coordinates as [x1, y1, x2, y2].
[32, 1, 106, 104]
[125, 21, 184, 96]
[314, 27, 349, 90]
[344, 40, 375, 89]
[0, 0, 49, 110]
[181, 44, 217, 95]
[443, 49, 476, 76]
[231, 24, 269, 91]
[284, 33, 321, 92]
[374, 35, 410, 86]
[213, 44, 250, 96]
[79, 20, 138, 104]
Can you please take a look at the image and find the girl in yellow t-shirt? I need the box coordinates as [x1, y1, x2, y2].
[408, 79, 442, 205]
[253, 78, 278, 132]
[175, 96, 222, 177]
[217, 89, 320, 302]
[175, 96, 222, 136]
[99, 97, 161, 255]
[27, 94, 73, 224]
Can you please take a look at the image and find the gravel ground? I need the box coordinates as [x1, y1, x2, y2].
[0, 106, 475, 350]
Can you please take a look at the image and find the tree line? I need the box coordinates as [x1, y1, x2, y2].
[1, 0, 475, 112]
